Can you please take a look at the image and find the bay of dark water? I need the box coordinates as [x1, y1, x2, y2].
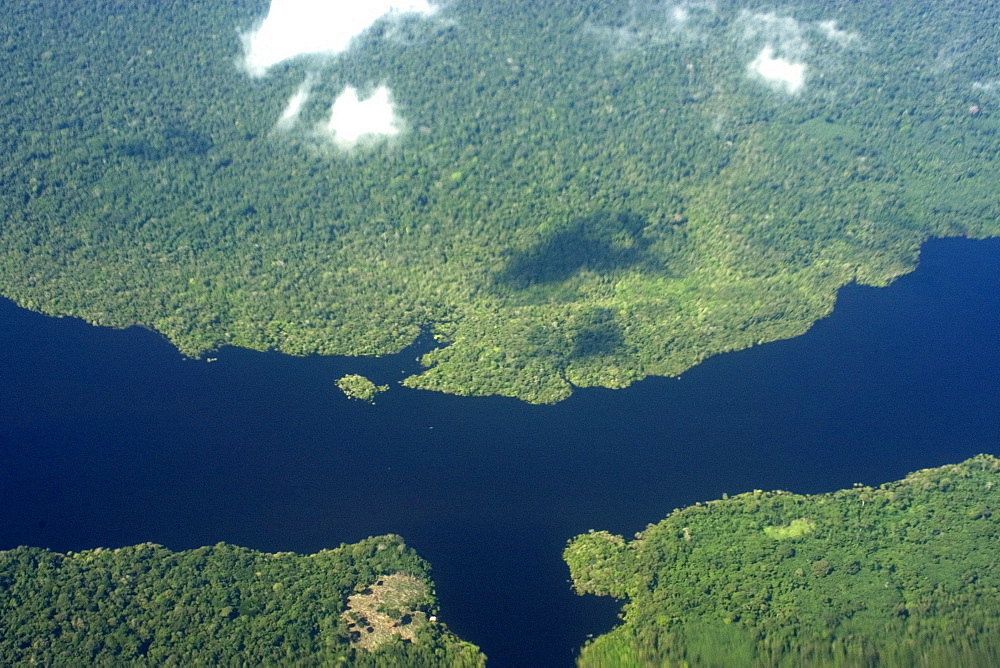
[2, 237, 999, 666]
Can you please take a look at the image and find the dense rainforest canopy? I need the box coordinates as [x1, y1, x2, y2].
[0, 535, 484, 665]
[565, 455, 1000, 666]
[1, 0, 998, 401]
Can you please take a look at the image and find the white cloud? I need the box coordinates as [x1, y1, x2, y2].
[738, 12, 860, 94]
[667, 1, 717, 28]
[815, 20, 858, 45]
[741, 11, 807, 57]
[241, 0, 437, 76]
[972, 80, 1000, 94]
[238, 1, 440, 149]
[585, 1, 719, 52]
[324, 86, 402, 147]
[276, 75, 314, 128]
[748, 46, 806, 93]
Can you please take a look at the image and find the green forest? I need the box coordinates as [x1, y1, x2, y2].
[565, 455, 1000, 666]
[0, 535, 484, 666]
[1, 0, 998, 401]
[5, 458, 1000, 666]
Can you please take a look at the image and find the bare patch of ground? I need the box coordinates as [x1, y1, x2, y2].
[342, 573, 430, 652]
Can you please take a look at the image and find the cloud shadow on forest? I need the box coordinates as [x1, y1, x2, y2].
[116, 124, 214, 161]
[569, 306, 627, 359]
[493, 211, 659, 303]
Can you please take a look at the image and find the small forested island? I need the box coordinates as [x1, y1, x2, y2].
[337, 373, 389, 403]
[1, 0, 999, 401]
[0, 535, 484, 666]
[565, 455, 1000, 666]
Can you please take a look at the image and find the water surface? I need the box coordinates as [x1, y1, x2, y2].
[2, 237, 999, 666]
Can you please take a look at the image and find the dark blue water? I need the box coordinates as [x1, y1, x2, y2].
[2, 237, 999, 666]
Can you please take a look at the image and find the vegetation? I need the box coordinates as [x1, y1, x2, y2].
[1, 0, 998, 401]
[0, 535, 484, 666]
[565, 455, 1000, 666]
[337, 374, 389, 403]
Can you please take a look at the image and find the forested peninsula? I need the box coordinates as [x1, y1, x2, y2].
[0, 535, 484, 666]
[565, 455, 1000, 666]
[1, 0, 998, 402]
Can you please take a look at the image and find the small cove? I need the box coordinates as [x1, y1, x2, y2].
[1, 236, 999, 666]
